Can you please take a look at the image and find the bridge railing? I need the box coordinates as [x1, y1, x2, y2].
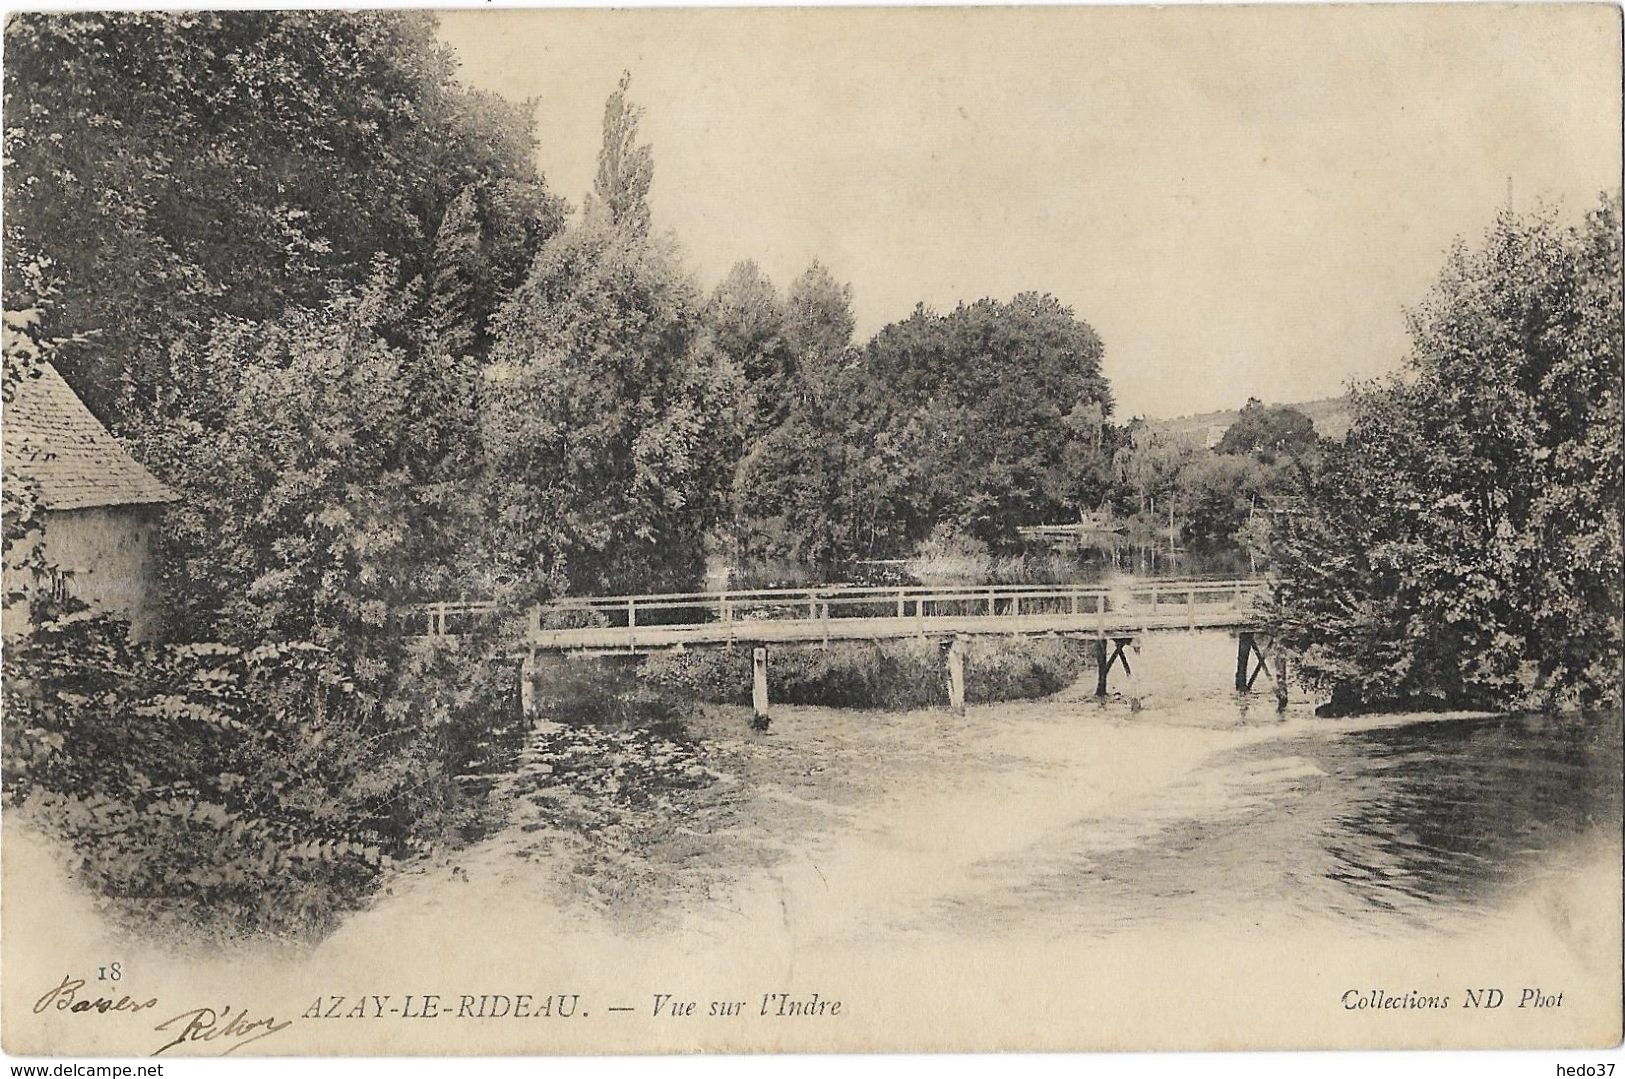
[413, 599, 500, 638]
[409, 578, 1266, 638]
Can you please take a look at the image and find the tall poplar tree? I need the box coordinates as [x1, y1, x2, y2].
[483, 75, 737, 600]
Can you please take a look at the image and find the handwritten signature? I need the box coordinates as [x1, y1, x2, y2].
[151, 1006, 294, 1056]
[35, 974, 293, 1056]
[33, 974, 157, 1016]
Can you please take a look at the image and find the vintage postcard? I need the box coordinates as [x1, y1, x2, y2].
[1, 3, 1621, 1061]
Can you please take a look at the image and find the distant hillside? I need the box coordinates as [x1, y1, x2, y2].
[1143, 395, 1356, 446]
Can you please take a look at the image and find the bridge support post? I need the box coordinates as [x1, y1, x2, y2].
[1122, 637, 1142, 712]
[752, 647, 770, 726]
[945, 634, 966, 714]
[520, 651, 536, 721]
[1094, 636, 1140, 710]
[1237, 631, 1278, 694]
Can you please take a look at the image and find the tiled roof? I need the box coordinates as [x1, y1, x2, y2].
[3, 362, 178, 510]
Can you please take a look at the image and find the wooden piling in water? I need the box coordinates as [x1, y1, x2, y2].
[1122, 637, 1142, 713]
[752, 646, 769, 722]
[1094, 636, 1140, 707]
[1235, 631, 1254, 691]
[520, 652, 536, 720]
[946, 634, 966, 714]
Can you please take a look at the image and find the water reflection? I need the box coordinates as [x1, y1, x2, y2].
[1085, 538, 1257, 580]
[937, 711, 1622, 936]
[1304, 714, 1620, 918]
[735, 540, 1259, 591]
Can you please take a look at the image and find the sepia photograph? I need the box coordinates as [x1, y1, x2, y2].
[0, 2, 1620, 1064]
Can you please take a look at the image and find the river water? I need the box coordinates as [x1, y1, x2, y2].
[272, 614, 1624, 969]
[926, 709, 1622, 939]
[637, 617, 1623, 958]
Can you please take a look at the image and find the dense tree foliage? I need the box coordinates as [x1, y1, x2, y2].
[1217, 398, 1320, 464]
[135, 268, 481, 664]
[591, 72, 655, 240]
[1267, 198, 1623, 713]
[2, 307, 57, 631]
[730, 362, 906, 574]
[483, 79, 739, 600]
[1101, 400, 1322, 557]
[2, 11, 561, 421]
[1168, 453, 1266, 552]
[713, 259, 869, 574]
[783, 261, 856, 399]
[4, 305, 522, 938]
[732, 293, 1117, 574]
[2, 13, 543, 938]
[706, 260, 795, 438]
[861, 295, 1113, 547]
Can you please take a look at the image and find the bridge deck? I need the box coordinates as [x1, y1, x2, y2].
[414, 578, 1267, 656]
[531, 607, 1259, 654]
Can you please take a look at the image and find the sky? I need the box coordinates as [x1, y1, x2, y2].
[436, 5, 1620, 420]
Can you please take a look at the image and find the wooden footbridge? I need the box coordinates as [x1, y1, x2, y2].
[413, 577, 1289, 715]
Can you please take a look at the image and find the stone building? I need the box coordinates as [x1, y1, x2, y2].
[3, 362, 178, 639]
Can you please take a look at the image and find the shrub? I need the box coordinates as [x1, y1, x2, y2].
[906, 524, 993, 584]
[1, 604, 523, 940]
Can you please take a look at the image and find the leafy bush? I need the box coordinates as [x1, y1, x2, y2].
[3, 10, 561, 421]
[907, 524, 993, 584]
[2, 596, 524, 940]
[5, 610, 378, 937]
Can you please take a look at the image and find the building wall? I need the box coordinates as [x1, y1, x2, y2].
[3, 504, 168, 641]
